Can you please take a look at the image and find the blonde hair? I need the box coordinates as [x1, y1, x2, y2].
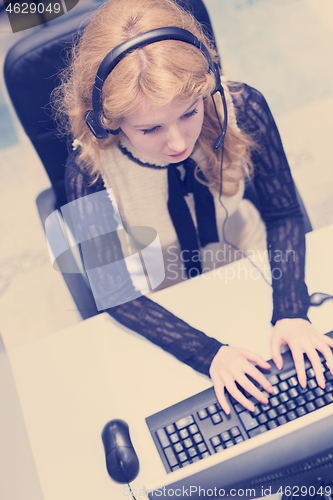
[55, 0, 255, 195]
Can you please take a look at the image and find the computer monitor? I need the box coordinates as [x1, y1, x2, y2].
[145, 404, 333, 500]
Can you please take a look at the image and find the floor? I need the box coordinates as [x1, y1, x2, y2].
[0, 0, 332, 352]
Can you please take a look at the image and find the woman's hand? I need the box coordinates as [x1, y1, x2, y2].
[271, 318, 333, 389]
[209, 346, 274, 415]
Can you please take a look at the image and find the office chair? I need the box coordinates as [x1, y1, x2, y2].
[3, 2, 312, 319]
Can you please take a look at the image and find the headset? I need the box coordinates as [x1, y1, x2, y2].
[85, 26, 227, 150]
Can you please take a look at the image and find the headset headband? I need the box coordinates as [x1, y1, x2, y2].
[85, 26, 227, 149]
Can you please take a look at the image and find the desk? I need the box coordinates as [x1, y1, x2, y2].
[2, 224, 333, 500]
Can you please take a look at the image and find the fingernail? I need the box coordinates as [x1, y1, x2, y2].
[262, 397, 269, 404]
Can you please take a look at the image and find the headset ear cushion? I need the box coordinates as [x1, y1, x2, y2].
[85, 111, 110, 139]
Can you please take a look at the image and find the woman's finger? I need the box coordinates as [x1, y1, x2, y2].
[290, 348, 307, 388]
[306, 348, 326, 389]
[236, 373, 269, 405]
[320, 338, 333, 375]
[225, 380, 256, 413]
[213, 381, 230, 415]
[245, 364, 273, 395]
[240, 349, 272, 370]
[270, 336, 284, 371]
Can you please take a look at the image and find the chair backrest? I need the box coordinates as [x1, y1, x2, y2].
[4, 8, 96, 208]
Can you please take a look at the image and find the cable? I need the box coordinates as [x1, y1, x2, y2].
[213, 92, 332, 308]
[126, 482, 138, 500]
[212, 92, 272, 288]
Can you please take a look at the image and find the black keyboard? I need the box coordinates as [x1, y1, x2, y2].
[146, 332, 333, 473]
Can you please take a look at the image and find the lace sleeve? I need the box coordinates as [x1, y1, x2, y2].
[232, 84, 310, 325]
[65, 150, 223, 376]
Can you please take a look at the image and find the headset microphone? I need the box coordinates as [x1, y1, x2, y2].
[85, 27, 228, 149]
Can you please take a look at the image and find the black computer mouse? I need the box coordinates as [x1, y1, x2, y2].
[101, 419, 140, 484]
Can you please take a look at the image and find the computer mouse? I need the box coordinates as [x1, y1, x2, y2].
[101, 419, 140, 484]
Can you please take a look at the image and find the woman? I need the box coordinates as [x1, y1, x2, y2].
[56, 0, 333, 414]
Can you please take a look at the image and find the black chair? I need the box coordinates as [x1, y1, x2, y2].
[3, 1, 224, 319]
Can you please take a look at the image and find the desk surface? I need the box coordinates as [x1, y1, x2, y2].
[3, 224, 333, 500]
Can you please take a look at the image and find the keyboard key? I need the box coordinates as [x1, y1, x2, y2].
[277, 404, 287, 415]
[279, 367, 297, 381]
[239, 411, 259, 431]
[305, 402, 316, 412]
[288, 377, 298, 388]
[174, 443, 183, 453]
[258, 414, 268, 424]
[286, 400, 297, 411]
[253, 406, 261, 416]
[170, 433, 179, 444]
[279, 393, 289, 404]
[179, 429, 189, 439]
[198, 442, 208, 453]
[277, 415, 287, 425]
[182, 460, 190, 467]
[193, 433, 203, 444]
[308, 379, 317, 390]
[279, 381, 289, 392]
[215, 445, 224, 453]
[315, 387, 325, 397]
[315, 397, 325, 408]
[210, 436, 221, 447]
[175, 416, 194, 430]
[296, 407, 307, 417]
[211, 413, 222, 424]
[234, 435, 244, 443]
[166, 424, 176, 435]
[165, 447, 178, 467]
[189, 424, 199, 434]
[297, 386, 308, 394]
[178, 452, 187, 462]
[225, 440, 234, 448]
[270, 397, 280, 407]
[326, 371, 333, 381]
[188, 447, 197, 458]
[197, 409, 208, 420]
[272, 385, 279, 396]
[183, 438, 193, 448]
[306, 368, 315, 379]
[230, 426, 241, 437]
[288, 388, 298, 399]
[326, 382, 333, 392]
[261, 404, 271, 412]
[157, 428, 170, 448]
[234, 403, 244, 413]
[268, 375, 279, 385]
[325, 393, 333, 404]
[267, 409, 278, 420]
[248, 425, 268, 438]
[267, 420, 278, 429]
[221, 431, 231, 442]
[296, 396, 306, 406]
[191, 456, 200, 463]
[305, 391, 315, 402]
[287, 411, 297, 421]
[201, 451, 210, 458]
[207, 405, 218, 415]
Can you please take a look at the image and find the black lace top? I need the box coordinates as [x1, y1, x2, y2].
[65, 84, 310, 377]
